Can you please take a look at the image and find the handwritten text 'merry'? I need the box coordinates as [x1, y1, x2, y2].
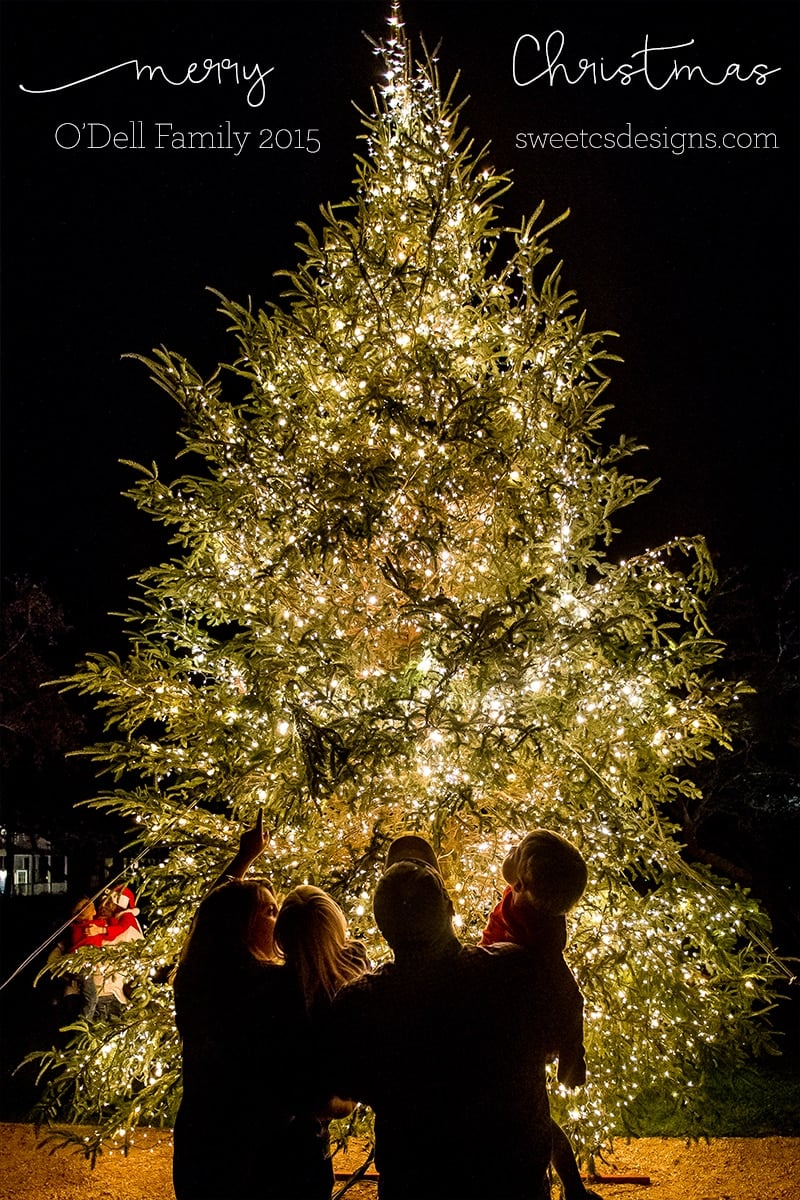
[20, 58, 275, 109]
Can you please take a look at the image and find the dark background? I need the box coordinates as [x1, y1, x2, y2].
[1, 0, 798, 1071]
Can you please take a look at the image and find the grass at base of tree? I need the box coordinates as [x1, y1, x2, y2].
[619, 1062, 800, 1138]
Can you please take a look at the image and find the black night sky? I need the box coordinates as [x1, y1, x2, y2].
[2, 1, 797, 651]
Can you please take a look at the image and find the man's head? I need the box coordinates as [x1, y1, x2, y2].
[373, 859, 455, 950]
[384, 833, 442, 876]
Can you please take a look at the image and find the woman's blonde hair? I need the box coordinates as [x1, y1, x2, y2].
[274, 885, 365, 1010]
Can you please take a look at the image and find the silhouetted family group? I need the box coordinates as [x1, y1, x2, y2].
[172, 816, 597, 1200]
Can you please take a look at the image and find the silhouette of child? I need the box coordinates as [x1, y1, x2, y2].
[482, 830, 600, 1200]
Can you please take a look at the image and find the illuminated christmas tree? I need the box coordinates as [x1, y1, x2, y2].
[34, 9, 786, 1167]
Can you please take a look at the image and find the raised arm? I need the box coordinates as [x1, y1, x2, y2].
[177, 811, 273, 971]
[209, 808, 269, 891]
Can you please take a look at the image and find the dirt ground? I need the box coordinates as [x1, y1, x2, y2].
[2, 1124, 799, 1200]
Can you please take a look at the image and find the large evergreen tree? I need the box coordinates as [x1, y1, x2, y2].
[34, 10, 785, 1166]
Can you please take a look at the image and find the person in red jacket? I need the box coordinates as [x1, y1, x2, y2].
[89, 885, 145, 1017]
[63, 895, 107, 1017]
[69, 896, 109, 949]
[102, 885, 144, 942]
[482, 829, 599, 1200]
[65, 886, 145, 1019]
